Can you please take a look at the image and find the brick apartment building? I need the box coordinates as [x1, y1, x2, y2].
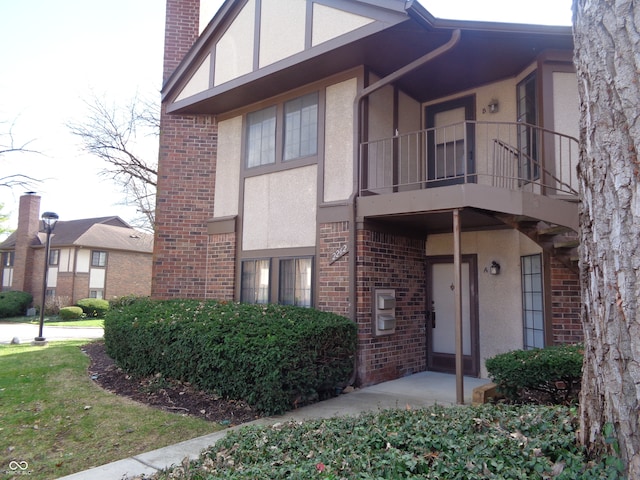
[152, 0, 582, 386]
[0, 193, 153, 308]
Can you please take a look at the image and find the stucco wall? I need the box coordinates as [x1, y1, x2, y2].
[312, 3, 373, 46]
[214, 116, 242, 218]
[214, 0, 255, 86]
[426, 229, 542, 377]
[176, 55, 211, 101]
[324, 77, 357, 203]
[259, 0, 306, 68]
[243, 165, 317, 250]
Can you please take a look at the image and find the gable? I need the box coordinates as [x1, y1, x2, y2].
[165, 0, 406, 113]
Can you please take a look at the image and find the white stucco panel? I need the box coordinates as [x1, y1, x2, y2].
[58, 248, 73, 273]
[89, 268, 106, 289]
[47, 267, 58, 288]
[76, 249, 90, 273]
[324, 77, 357, 202]
[259, 0, 306, 68]
[243, 165, 317, 250]
[214, 116, 242, 218]
[214, 0, 255, 86]
[176, 55, 211, 102]
[312, 3, 374, 46]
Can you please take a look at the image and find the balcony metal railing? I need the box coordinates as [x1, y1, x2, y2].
[359, 121, 579, 199]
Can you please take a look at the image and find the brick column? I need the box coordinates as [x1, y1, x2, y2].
[12, 193, 41, 293]
[153, 0, 220, 299]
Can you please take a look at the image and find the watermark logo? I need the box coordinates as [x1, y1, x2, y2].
[6, 461, 31, 476]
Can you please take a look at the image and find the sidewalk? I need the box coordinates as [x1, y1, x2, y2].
[0, 321, 104, 344]
[59, 372, 489, 480]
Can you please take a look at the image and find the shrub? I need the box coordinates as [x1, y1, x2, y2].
[154, 404, 624, 479]
[76, 298, 109, 318]
[0, 291, 33, 318]
[485, 344, 583, 404]
[58, 306, 84, 321]
[104, 299, 357, 414]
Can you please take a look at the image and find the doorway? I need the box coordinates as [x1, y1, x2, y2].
[426, 255, 479, 376]
[425, 95, 476, 186]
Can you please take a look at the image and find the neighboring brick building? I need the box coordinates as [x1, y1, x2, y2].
[0, 193, 153, 308]
[154, 0, 582, 386]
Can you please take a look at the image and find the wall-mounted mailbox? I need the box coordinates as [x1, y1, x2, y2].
[377, 295, 396, 310]
[374, 288, 396, 336]
[378, 314, 396, 331]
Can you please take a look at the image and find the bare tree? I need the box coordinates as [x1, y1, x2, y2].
[0, 117, 40, 190]
[573, 0, 640, 475]
[68, 94, 159, 231]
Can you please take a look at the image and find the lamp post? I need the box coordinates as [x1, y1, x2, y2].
[34, 211, 59, 343]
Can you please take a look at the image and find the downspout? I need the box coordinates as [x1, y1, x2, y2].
[347, 28, 461, 383]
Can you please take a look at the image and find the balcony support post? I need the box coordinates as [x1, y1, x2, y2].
[453, 208, 464, 404]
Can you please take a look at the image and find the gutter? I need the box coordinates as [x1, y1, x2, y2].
[346, 27, 461, 383]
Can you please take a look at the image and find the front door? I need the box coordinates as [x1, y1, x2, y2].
[425, 95, 476, 186]
[426, 255, 479, 376]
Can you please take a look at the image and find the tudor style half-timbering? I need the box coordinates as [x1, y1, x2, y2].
[154, 0, 581, 386]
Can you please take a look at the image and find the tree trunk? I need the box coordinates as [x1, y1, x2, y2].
[573, 0, 640, 475]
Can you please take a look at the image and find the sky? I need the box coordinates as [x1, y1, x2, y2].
[0, 0, 572, 234]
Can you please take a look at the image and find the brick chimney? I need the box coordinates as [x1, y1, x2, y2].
[163, 0, 201, 83]
[153, 0, 220, 299]
[12, 193, 41, 293]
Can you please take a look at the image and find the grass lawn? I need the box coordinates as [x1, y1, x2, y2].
[0, 340, 220, 479]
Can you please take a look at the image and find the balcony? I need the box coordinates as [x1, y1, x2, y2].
[357, 121, 580, 234]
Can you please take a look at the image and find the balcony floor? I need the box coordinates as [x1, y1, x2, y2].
[356, 183, 579, 234]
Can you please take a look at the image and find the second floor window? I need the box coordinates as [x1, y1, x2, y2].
[49, 249, 60, 266]
[245, 92, 318, 169]
[91, 251, 107, 267]
[3, 252, 14, 267]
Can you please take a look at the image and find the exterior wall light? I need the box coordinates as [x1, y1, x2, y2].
[488, 100, 499, 113]
[489, 260, 501, 275]
[34, 211, 59, 344]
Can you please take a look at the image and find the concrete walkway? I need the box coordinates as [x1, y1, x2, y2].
[0, 321, 104, 344]
[59, 372, 489, 480]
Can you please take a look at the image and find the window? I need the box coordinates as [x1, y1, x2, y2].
[284, 93, 318, 161]
[279, 257, 313, 307]
[521, 254, 545, 349]
[246, 106, 276, 168]
[3, 252, 14, 267]
[45, 288, 56, 298]
[517, 72, 539, 182]
[241, 259, 270, 304]
[90, 289, 104, 299]
[91, 251, 107, 267]
[245, 92, 318, 169]
[48, 249, 59, 266]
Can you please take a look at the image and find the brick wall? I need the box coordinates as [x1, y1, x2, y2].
[153, 112, 217, 299]
[106, 251, 152, 299]
[12, 194, 41, 293]
[550, 257, 583, 344]
[317, 222, 351, 316]
[205, 232, 236, 300]
[163, 0, 201, 83]
[356, 229, 427, 386]
[153, 0, 219, 300]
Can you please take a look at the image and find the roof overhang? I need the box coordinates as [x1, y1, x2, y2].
[163, 1, 573, 116]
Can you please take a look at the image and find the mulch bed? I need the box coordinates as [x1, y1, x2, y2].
[83, 341, 261, 426]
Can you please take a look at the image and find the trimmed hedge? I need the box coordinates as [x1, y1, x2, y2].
[0, 290, 33, 318]
[76, 298, 109, 318]
[59, 306, 84, 320]
[485, 344, 583, 404]
[104, 299, 357, 414]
